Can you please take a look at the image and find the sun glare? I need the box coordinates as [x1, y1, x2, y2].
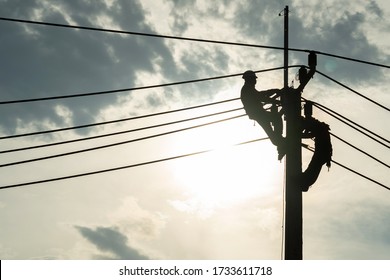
[170, 118, 283, 216]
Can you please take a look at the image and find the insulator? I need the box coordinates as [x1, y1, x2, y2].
[308, 51, 317, 68]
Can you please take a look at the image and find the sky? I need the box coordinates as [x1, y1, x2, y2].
[0, 0, 389, 260]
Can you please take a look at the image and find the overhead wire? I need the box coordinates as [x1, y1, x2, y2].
[0, 16, 388, 192]
[315, 70, 390, 112]
[0, 64, 302, 140]
[0, 81, 386, 189]
[0, 138, 268, 190]
[3, 101, 387, 186]
[301, 98, 390, 188]
[0, 107, 244, 154]
[0, 16, 388, 70]
[0, 97, 241, 140]
[302, 98, 390, 149]
[316, 103, 390, 149]
[331, 159, 389, 191]
[0, 17, 286, 50]
[0, 66, 300, 105]
[0, 113, 246, 168]
[329, 132, 389, 169]
[303, 146, 389, 191]
[0, 13, 388, 248]
[313, 51, 389, 69]
[1, 137, 388, 191]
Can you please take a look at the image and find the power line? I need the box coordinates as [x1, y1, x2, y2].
[332, 158, 389, 191]
[304, 98, 390, 149]
[319, 106, 390, 150]
[313, 51, 390, 69]
[314, 101, 390, 145]
[0, 98, 241, 140]
[316, 103, 390, 149]
[1, 137, 388, 191]
[0, 138, 268, 190]
[0, 114, 246, 168]
[4, 100, 387, 176]
[0, 17, 286, 50]
[0, 66, 298, 105]
[0, 107, 244, 154]
[315, 70, 390, 112]
[303, 146, 389, 191]
[1, 17, 389, 69]
[329, 132, 389, 169]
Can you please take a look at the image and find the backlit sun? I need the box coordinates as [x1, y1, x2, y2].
[169, 117, 283, 216]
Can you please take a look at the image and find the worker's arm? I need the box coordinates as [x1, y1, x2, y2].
[263, 88, 282, 98]
[258, 88, 282, 104]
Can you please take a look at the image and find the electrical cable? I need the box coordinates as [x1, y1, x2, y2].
[314, 102, 390, 149]
[313, 50, 390, 70]
[302, 98, 390, 149]
[312, 100, 389, 144]
[0, 114, 246, 168]
[0, 98, 241, 140]
[315, 70, 390, 112]
[1, 17, 388, 69]
[303, 146, 389, 191]
[1, 137, 388, 191]
[331, 158, 389, 191]
[329, 132, 389, 169]
[0, 66, 299, 105]
[0, 138, 268, 190]
[0, 107, 244, 154]
[0, 17, 286, 50]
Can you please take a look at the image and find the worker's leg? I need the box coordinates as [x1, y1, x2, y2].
[261, 122, 283, 146]
[270, 105, 283, 136]
[253, 116, 284, 147]
[251, 112, 286, 160]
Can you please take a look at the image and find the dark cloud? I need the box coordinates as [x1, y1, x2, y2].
[0, 0, 240, 137]
[75, 225, 149, 260]
[0, 0, 177, 135]
[290, 11, 388, 85]
[0, 0, 387, 135]
[232, 1, 388, 85]
[234, 1, 283, 47]
[367, 0, 384, 18]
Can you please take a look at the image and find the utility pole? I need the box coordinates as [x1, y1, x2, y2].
[283, 5, 303, 260]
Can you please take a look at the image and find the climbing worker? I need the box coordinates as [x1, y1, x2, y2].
[240, 70, 286, 160]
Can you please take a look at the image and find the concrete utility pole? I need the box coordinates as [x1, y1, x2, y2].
[283, 5, 303, 260]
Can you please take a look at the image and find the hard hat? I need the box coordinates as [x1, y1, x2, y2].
[242, 70, 257, 80]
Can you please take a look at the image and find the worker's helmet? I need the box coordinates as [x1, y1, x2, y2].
[242, 70, 257, 80]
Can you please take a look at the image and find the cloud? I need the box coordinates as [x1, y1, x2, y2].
[328, 201, 390, 247]
[109, 197, 166, 239]
[231, 1, 388, 85]
[304, 187, 390, 259]
[0, 0, 177, 135]
[1, 0, 387, 137]
[289, 3, 388, 84]
[367, 0, 384, 18]
[74, 197, 165, 260]
[75, 225, 149, 260]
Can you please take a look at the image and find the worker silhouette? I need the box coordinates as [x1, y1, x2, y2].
[240, 70, 286, 160]
[301, 117, 332, 191]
